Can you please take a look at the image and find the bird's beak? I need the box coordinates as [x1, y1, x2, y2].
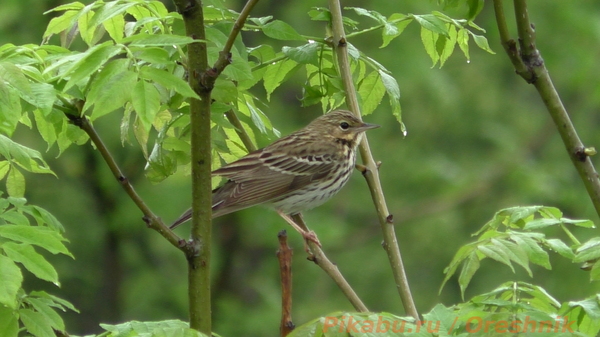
[356, 122, 380, 132]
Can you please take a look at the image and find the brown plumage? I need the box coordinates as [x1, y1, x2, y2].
[171, 109, 379, 229]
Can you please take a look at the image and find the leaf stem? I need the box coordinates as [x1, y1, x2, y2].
[328, 0, 419, 320]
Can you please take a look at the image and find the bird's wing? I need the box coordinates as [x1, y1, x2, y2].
[211, 141, 339, 209]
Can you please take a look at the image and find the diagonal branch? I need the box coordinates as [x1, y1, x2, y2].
[66, 113, 189, 254]
[327, 0, 419, 320]
[493, 0, 600, 219]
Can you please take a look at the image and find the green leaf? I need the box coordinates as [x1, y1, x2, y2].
[30, 290, 78, 313]
[0, 225, 72, 257]
[261, 20, 305, 41]
[347, 7, 386, 24]
[457, 28, 470, 61]
[494, 238, 532, 276]
[263, 59, 299, 100]
[212, 78, 238, 104]
[523, 218, 561, 230]
[19, 308, 55, 337]
[0, 305, 18, 337]
[510, 233, 551, 269]
[83, 59, 137, 119]
[574, 238, 600, 263]
[0, 135, 54, 174]
[121, 33, 196, 46]
[24, 297, 65, 330]
[562, 217, 595, 228]
[0, 161, 9, 180]
[139, 66, 199, 99]
[478, 242, 514, 272]
[43, 10, 79, 38]
[282, 43, 321, 66]
[6, 166, 25, 198]
[132, 47, 172, 64]
[102, 13, 125, 42]
[544, 238, 575, 259]
[358, 71, 385, 115]
[132, 80, 161, 131]
[381, 14, 412, 48]
[458, 251, 479, 298]
[62, 42, 123, 91]
[420, 27, 439, 66]
[0, 254, 22, 309]
[2, 242, 59, 285]
[590, 260, 600, 281]
[467, 0, 485, 21]
[471, 33, 495, 54]
[412, 14, 448, 36]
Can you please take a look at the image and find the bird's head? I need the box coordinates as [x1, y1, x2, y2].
[311, 110, 379, 145]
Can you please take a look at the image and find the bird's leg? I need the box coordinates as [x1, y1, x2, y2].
[277, 211, 322, 248]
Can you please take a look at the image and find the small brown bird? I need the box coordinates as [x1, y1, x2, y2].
[171, 109, 379, 240]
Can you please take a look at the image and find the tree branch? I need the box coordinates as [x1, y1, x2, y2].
[171, 0, 212, 332]
[493, 0, 600, 219]
[66, 114, 189, 254]
[327, 0, 419, 320]
[277, 230, 294, 337]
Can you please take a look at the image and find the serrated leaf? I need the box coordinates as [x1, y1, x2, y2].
[102, 14, 125, 42]
[0, 225, 72, 257]
[83, 59, 134, 118]
[0, 305, 18, 337]
[562, 217, 595, 228]
[30, 290, 78, 313]
[282, 43, 321, 66]
[262, 59, 299, 100]
[43, 10, 79, 38]
[132, 80, 161, 131]
[2, 242, 58, 285]
[358, 71, 385, 115]
[458, 251, 480, 298]
[0, 254, 22, 309]
[381, 14, 412, 48]
[262, 20, 305, 41]
[494, 238, 532, 276]
[471, 33, 495, 54]
[0, 135, 54, 175]
[478, 242, 514, 272]
[24, 297, 65, 330]
[212, 78, 238, 104]
[140, 66, 199, 99]
[412, 14, 448, 36]
[6, 166, 25, 198]
[574, 238, 600, 263]
[544, 238, 575, 259]
[510, 233, 551, 269]
[420, 27, 439, 66]
[347, 7, 387, 24]
[457, 28, 470, 61]
[523, 218, 561, 230]
[63, 43, 123, 91]
[19, 308, 55, 337]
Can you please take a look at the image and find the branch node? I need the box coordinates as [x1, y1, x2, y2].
[355, 164, 368, 174]
[338, 37, 347, 47]
[386, 214, 394, 224]
[575, 147, 592, 162]
[142, 216, 151, 227]
[376, 161, 382, 169]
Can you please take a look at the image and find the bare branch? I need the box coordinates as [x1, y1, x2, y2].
[327, 0, 419, 320]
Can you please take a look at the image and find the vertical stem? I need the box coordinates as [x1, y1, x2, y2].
[172, 0, 212, 332]
[327, 0, 418, 319]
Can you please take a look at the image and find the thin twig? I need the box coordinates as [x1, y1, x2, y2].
[291, 215, 368, 312]
[277, 230, 295, 337]
[327, 0, 419, 320]
[493, 0, 600, 219]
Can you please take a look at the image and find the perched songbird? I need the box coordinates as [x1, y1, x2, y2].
[171, 109, 379, 240]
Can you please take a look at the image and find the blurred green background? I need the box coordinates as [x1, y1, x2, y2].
[3, 0, 600, 336]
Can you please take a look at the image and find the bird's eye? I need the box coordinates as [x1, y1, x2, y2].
[340, 122, 350, 130]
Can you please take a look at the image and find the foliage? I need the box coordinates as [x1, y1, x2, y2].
[1, 0, 600, 336]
